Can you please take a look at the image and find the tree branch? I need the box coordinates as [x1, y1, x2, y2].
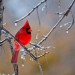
[14, 0, 47, 23]
[29, 0, 75, 51]
[2, 28, 37, 61]
[66, 12, 74, 31]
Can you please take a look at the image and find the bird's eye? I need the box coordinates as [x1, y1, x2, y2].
[26, 28, 30, 31]
[26, 28, 31, 34]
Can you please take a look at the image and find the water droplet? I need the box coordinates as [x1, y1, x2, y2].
[60, 25, 63, 28]
[15, 22, 17, 26]
[41, 47, 44, 49]
[42, 6, 45, 11]
[42, 3, 46, 11]
[21, 55, 25, 60]
[20, 48, 24, 52]
[64, 23, 68, 26]
[22, 64, 24, 67]
[30, 58, 33, 61]
[21, 56, 23, 59]
[36, 34, 38, 40]
[23, 51, 27, 56]
[40, 48, 43, 50]
[66, 31, 69, 34]
[46, 46, 50, 49]
[46, 52, 49, 54]
[3, 23, 6, 26]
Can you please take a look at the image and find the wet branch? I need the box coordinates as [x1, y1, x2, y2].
[29, 0, 75, 52]
[15, 0, 47, 23]
[3, 27, 37, 61]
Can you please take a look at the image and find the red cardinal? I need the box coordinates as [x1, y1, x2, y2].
[11, 20, 32, 63]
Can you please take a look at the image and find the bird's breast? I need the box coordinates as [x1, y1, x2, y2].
[18, 33, 32, 46]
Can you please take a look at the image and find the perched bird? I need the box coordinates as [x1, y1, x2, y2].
[11, 20, 32, 63]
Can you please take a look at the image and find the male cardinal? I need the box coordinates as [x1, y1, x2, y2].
[11, 20, 32, 63]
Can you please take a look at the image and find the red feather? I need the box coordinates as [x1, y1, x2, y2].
[11, 20, 32, 63]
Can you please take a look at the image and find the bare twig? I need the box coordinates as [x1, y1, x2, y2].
[38, 0, 75, 44]
[36, 60, 44, 75]
[29, 15, 64, 51]
[29, 0, 75, 51]
[0, 0, 3, 40]
[0, 0, 75, 75]
[0, 38, 7, 44]
[37, 51, 49, 59]
[66, 12, 74, 31]
[33, 49, 44, 75]
[60, 22, 72, 28]
[30, 42, 50, 50]
[59, 12, 74, 31]
[7, 38, 14, 54]
[13, 63, 18, 75]
[45, 1, 47, 14]
[58, 0, 61, 17]
[3, 27, 37, 61]
[36, 8, 41, 25]
[0, 0, 19, 75]
[58, 0, 61, 9]
[15, 0, 47, 23]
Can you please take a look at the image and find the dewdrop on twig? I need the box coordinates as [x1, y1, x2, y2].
[46, 46, 50, 49]
[42, 4, 46, 11]
[45, 51, 49, 54]
[22, 64, 25, 67]
[21, 55, 25, 60]
[30, 58, 33, 61]
[37, 48, 40, 50]
[15, 22, 17, 26]
[66, 31, 69, 34]
[3, 23, 6, 26]
[20, 48, 24, 52]
[42, 6, 45, 11]
[36, 34, 39, 40]
[40, 48, 43, 50]
[60, 25, 63, 28]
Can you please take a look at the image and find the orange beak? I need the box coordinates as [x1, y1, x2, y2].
[28, 29, 32, 32]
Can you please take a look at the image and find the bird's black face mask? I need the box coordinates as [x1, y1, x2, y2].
[26, 28, 31, 34]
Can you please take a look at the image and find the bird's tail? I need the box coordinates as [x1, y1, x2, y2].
[11, 41, 20, 63]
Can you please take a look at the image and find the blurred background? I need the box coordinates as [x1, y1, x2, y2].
[0, 0, 75, 75]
